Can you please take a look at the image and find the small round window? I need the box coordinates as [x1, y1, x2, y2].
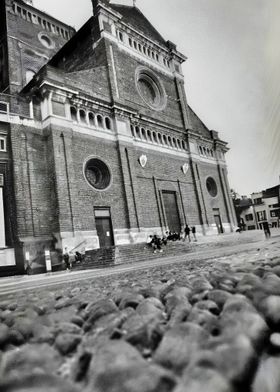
[206, 177, 218, 197]
[136, 67, 166, 111]
[38, 32, 55, 49]
[84, 158, 111, 191]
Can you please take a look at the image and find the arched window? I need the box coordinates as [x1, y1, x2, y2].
[203, 147, 207, 155]
[147, 130, 152, 142]
[138, 43, 142, 52]
[163, 135, 167, 145]
[79, 109, 87, 124]
[172, 137, 176, 148]
[129, 37, 132, 47]
[141, 128, 147, 140]
[133, 41, 137, 50]
[168, 136, 172, 147]
[158, 133, 162, 144]
[135, 126, 141, 139]
[88, 112, 95, 127]
[70, 106, 77, 122]
[118, 31, 123, 42]
[152, 131, 157, 143]
[143, 47, 146, 55]
[97, 114, 103, 128]
[177, 139, 182, 150]
[130, 125, 135, 137]
[105, 117, 111, 130]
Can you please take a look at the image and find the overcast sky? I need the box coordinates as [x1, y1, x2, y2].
[34, 0, 280, 196]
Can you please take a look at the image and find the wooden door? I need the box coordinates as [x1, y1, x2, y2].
[214, 214, 224, 234]
[95, 208, 114, 248]
[162, 191, 181, 233]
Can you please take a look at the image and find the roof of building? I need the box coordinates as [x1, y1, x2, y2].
[16, 0, 75, 31]
[187, 106, 211, 138]
[263, 185, 280, 199]
[110, 4, 167, 46]
[236, 198, 252, 208]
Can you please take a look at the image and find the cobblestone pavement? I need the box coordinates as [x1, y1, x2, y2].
[0, 231, 280, 391]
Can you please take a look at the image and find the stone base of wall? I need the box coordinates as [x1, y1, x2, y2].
[12, 222, 233, 275]
[115, 227, 164, 246]
[20, 236, 59, 274]
[0, 248, 16, 267]
[56, 231, 100, 253]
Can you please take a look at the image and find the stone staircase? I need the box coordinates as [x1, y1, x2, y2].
[72, 241, 195, 270]
[71, 232, 265, 271]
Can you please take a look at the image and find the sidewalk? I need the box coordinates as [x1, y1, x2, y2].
[0, 232, 279, 296]
[0, 229, 278, 286]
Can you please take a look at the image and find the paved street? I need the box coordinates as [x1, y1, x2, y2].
[0, 229, 279, 296]
[1, 229, 280, 392]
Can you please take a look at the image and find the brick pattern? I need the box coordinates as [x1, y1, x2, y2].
[5, 1, 71, 92]
[0, 0, 237, 276]
[10, 124, 56, 238]
[194, 161, 229, 225]
[113, 45, 184, 128]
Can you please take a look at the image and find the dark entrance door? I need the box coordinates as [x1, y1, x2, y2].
[94, 208, 114, 248]
[162, 191, 181, 233]
[214, 214, 224, 234]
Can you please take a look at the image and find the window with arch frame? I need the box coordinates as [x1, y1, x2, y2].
[70, 106, 77, 122]
[105, 117, 111, 130]
[88, 112, 95, 127]
[97, 115, 103, 128]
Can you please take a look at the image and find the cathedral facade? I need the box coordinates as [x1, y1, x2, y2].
[0, 0, 236, 275]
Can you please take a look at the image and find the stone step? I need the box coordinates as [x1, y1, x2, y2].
[72, 234, 263, 272]
[72, 242, 193, 271]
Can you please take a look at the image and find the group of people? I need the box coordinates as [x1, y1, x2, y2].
[183, 225, 197, 242]
[63, 249, 84, 271]
[147, 225, 198, 254]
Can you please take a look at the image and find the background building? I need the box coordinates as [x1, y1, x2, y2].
[251, 186, 280, 230]
[235, 185, 280, 231]
[0, 0, 236, 275]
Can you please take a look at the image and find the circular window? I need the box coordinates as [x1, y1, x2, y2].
[136, 67, 166, 111]
[206, 177, 218, 197]
[84, 158, 112, 190]
[38, 32, 55, 49]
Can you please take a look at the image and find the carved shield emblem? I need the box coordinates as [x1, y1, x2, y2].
[139, 154, 147, 168]
[182, 163, 189, 175]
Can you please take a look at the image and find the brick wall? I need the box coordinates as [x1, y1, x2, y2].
[5, 2, 70, 92]
[49, 127, 130, 233]
[127, 145, 200, 229]
[10, 123, 56, 238]
[194, 161, 229, 225]
[0, 1, 9, 91]
[112, 45, 185, 129]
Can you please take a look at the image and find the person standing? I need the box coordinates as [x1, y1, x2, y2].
[262, 221, 271, 239]
[63, 247, 71, 271]
[192, 226, 197, 242]
[184, 225, 191, 242]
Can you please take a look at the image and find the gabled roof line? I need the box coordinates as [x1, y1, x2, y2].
[15, 0, 75, 31]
